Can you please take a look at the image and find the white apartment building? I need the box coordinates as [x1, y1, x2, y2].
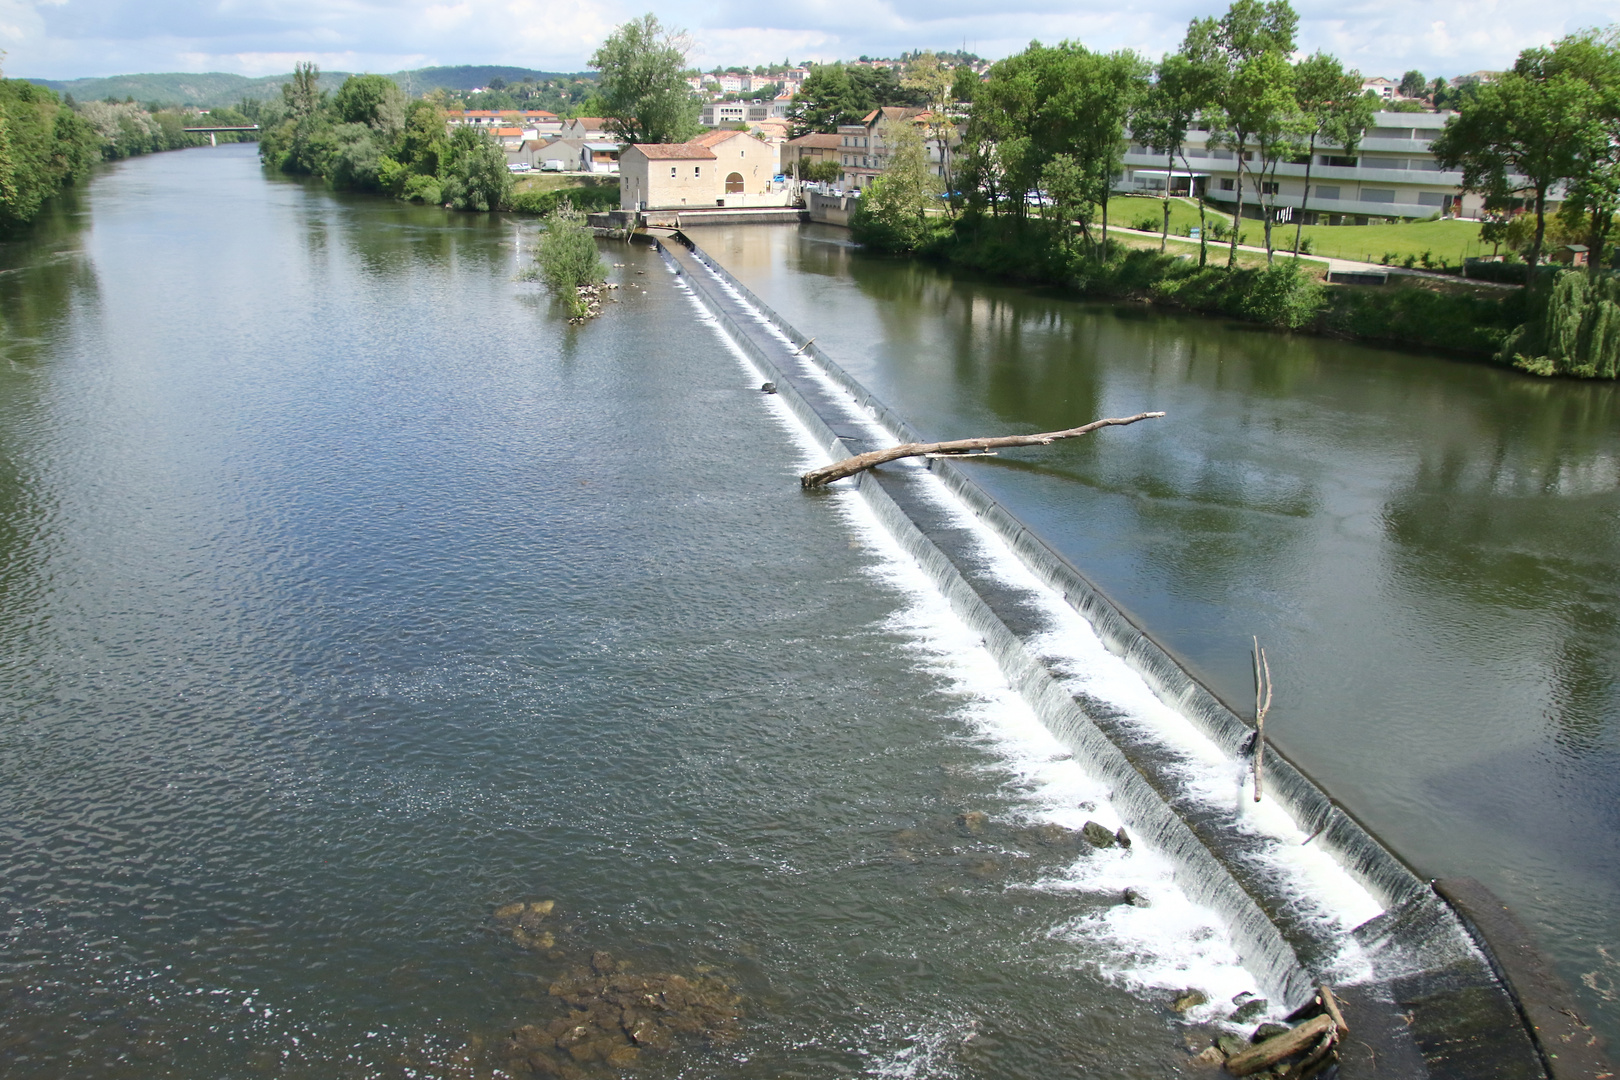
[1120, 110, 1493, 223]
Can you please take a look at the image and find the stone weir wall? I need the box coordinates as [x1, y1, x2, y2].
[652, 228, 1600, 1080]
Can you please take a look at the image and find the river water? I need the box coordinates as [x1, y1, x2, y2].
[696, 222, 1620, 1051]
[2, 147, 1615, 1077]
[0, 146, 1290, 1078]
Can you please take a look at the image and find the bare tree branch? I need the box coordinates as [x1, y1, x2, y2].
[800, 412, 1165, 488]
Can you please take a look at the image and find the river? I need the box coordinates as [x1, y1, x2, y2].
[0, 145, 1284, 1078]
[0, 145, 1614, 1076]
[695, 221, 1620, 1052]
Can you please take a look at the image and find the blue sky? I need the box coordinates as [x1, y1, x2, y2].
[1, 0, 1611, 83]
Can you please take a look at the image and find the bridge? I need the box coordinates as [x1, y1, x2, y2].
[182, 125, 260, 147]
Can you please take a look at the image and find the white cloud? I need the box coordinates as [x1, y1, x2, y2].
[0, 0, 1611, 82]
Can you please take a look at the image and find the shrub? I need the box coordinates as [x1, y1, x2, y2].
[509, 183, 619, 216]
[1238, 261, 1326, 329]
[528, 199, 606, 319]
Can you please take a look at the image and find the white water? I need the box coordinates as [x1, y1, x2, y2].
[675, 266, 1276, 1025]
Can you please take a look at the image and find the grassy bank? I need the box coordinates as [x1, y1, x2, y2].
[508, 176, 619, 217]
[925, 215, 1532, 362]
[1111, 194, 1492, 268]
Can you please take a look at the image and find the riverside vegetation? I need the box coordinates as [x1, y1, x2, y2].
[524, 198, 611, 321]
[847, 2, 1620, 379]
[0, 65, 254, 234]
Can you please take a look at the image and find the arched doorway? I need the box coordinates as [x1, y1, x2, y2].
[725, 172, 744, 194]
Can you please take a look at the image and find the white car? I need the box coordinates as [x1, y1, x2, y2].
[507, 163, 532, 173]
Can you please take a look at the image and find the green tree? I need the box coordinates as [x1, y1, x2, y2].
[589, 14, 701, 145]
[1136, 51, 1220, 254]
[0, 76, 99, 233]
[333, 74, 406, 138]
[1290, 51, 1371, 256]
[905, 52, 957, 198]
[1542, 30, 1620, 277]
[849, 121, 937, 252]
[792, 63, 871, 134]
[1191, 0, 1300, 266]
[283, 61, 324, 119]
[1399, 70, 1427, 99]
[950, 64, 980, 105]
[440, 125, 512, 211]
[1432, 48, 1597, 270]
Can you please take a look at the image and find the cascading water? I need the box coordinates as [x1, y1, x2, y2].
[659, 230, 1555, 1078]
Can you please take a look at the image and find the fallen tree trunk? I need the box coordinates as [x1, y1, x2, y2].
[1224, 1014, 1336, 1076]
[799, 412, 1166, 488]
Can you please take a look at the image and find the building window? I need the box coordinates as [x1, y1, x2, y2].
[1220, 178, 1235, 191]
[1418, 191, 1448, 206]
[1260, 181, 1278, 194]
[1321, 155, 1357, 168]
[1361, 188, 1396, 203]
[694, 166, 701, 177]
[670, 166, 677, 177]
[1315, 185, 1340, 200]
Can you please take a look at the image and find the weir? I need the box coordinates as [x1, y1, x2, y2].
[653, 230, 1589, 1079]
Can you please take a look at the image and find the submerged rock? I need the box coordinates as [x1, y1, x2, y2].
[759, 382, 777, 394]
[1251, 1021, 1291, 1042]
[955, 810, 989, 835]
[1171, 989, 1208, 1013]
[1115, 826, 1131, 849]
[1229, 997, 1269, 1024]
[502, 952, 741, 1076]
[495, 900, 558, 951]
[1081, 821, 1118, 849]
[1216, 1032, 1249, 1057]
[1122, 887, 1151, 908]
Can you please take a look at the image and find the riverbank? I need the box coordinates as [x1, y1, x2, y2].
[923, 216, 1533, 363]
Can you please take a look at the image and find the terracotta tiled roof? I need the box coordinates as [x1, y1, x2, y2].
[631, 143, 718, 160]
[786, 132, 841, 148]
[692, 129, 746, 148]
[493, 127, 522, 136]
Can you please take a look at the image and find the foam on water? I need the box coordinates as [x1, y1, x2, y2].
[678, 273, 1268, 1018]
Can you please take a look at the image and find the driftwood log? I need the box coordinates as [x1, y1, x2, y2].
[1224, 1014, 1336, 1076]
[799, 412, 1166, 488]
[1318, 984, 1349, 1038]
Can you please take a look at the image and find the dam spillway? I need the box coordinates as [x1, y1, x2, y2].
[656, 229, 1571, 1079]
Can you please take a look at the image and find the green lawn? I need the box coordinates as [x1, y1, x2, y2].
[513, 174, 618, 195]
[1111, 194, 1491, 268]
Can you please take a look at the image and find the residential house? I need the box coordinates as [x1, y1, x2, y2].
[1361, 76, 1398, 100]
[1119, 110, 1498, 222]
[529, 137, 586, 172]
[835, 107, 957, 190]
[559, 117, 611, 140]
[784, 132, 841, 176]
[701, 101, 776, 126]
[581, 141, 621, 174]
[491, 126, 525, 151]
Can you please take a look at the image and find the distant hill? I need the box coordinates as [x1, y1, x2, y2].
[27, 65, 591, 108]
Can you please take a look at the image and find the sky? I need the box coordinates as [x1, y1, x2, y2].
[0, 0, 1612, 83]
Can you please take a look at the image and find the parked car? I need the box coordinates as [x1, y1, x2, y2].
[507, 162, 532, 173]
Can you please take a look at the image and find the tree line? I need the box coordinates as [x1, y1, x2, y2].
[0, 68, 255, 233]
[255, 64, 514, 211]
